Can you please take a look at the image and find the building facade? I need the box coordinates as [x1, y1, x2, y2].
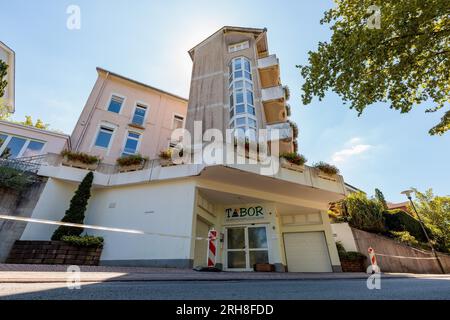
[0, 120, 69, 159]
[70, 68, 188, 165]
[186, 26, 293, 153]
[14, 27, 347, 272]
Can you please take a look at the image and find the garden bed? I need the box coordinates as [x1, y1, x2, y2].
[6, 240, 102, 266]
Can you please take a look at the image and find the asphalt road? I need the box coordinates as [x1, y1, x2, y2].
[1, 277, 450, 300]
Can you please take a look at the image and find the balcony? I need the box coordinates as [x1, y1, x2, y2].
[257, 54, 280, 89]
[261, 85, 286, 124]
[266, 122, 292, 142]
[263, 101, 287, 124]
[261, 85, 284, 103]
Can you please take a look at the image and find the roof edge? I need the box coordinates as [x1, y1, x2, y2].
[96, 67, 188, 102]
[188, 26, 266, 60]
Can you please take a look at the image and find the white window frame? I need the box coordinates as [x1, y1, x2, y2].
[121, 130, 142, 156]
[228, 41, 249, 53]
[131, 101, 149, 126]
[106, 93, 126, 115]
[0, 133, 46, 159]
[228, 56, 257, 139]
[172, 113, 185, 130]
[91, 122, 117, 154]
[224, 224, 270, 271]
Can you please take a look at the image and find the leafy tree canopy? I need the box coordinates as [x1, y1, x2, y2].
[299, 0, 450, 135]
[19, 115, 49, 130]
[413, 188, 450, 252]
[0, 60, 7, 99]
[374, 188, 388, 210]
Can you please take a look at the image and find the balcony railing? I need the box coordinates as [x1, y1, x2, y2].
[258, 55, 280, 89]
[257, 54, 279, 69]
[0, 154, 48, 173]
[266, 122, 293, 142]
[261, 85, 284, 103]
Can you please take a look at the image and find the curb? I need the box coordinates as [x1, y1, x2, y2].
[1, 273, 446, 283]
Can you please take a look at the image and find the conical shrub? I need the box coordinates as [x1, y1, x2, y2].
[51, 171, 94, 240]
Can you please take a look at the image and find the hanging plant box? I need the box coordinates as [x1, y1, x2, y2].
[62, 157, 99, 171]
[117, 162, 146, 173]
[317, 172, 338, 181]
[159, 158, 174, 167]
[280, 158, 305, 172]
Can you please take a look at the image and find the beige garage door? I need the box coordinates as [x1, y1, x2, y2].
[193, 218, 210, 267]
[283, 232, 332, 272]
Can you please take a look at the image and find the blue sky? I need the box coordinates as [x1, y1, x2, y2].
[1, 0, 449, 202]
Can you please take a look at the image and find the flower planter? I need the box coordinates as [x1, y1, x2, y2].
[340, 257, 367, 272]
[317, 171, 337, 181]
[117, 162, 146, 173]
[6, 240, 103, 266]
[280, 158, 305, 172]
[62, 157, 98, 171]
[159, 158, 174, 167]
[253, 263, 275, 272]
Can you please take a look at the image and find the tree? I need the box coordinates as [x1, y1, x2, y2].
[343, 191, 385, 233]
[0, 60, 7, 99]
[374, 188, 388, 210]
[51, 171, 94, 240]
[412, 188, 450, 252]
[0, 60, 10, 120]
[19, 115, 49, 130]
[299, 0, 450, 135]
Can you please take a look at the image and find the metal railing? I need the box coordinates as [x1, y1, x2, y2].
[0, 154, 48, 173]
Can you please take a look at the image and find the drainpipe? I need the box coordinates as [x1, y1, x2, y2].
[74, 71, 110, 151]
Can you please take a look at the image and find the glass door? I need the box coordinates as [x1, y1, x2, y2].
[226, 227, 247, 270]
[226, 225, 269, 271]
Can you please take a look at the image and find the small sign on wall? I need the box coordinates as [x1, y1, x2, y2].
[225, 205, 265, 221]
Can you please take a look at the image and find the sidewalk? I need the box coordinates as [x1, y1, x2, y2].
[1, 264, 449, 283]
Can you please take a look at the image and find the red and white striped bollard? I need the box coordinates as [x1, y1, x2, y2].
[207, 229, 218, 267]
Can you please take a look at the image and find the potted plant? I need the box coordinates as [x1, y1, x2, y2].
[159, 149, 173, 167]
[336, 242, 367, 272]
[254, 263, 275, 272]
[313, 161, 340, 180]
[234, 137, 262, 160]
[61, 150, 100, 170]
[280, 152, 307, 172]
[116, 154, 148, 172]
[287, 120, 299, 139]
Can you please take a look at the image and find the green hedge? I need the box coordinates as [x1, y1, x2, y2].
[61, 235, 104, 248]
[0, 166, 33, 191]
[383, 209, 427, 242]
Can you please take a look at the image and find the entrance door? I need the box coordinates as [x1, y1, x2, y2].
[193, 218, 210, 267]
[226, 225, 269, 271]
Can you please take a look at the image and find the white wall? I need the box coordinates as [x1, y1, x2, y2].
[21, 178, 78, 240]
[22, 177, 197, 262]
[85, 179, 196, 261]
[331, 222, 358, 252]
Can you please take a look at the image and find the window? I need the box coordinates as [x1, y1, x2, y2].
[0, 133, 46, 159]
[228, 41, 249, 53]
[0, 134, 7, 148]
[228, 57, 257, 140]
[122, 132, 140, 156]
[173, 115, 184, 130]
[108, 95, 124, 113]
[94, 126, 114, 149]
[22, 141, 45, 157]
[1, 136, 26, 159]
[132, 104, 147, 126]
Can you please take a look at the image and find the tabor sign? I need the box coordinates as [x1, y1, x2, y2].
[225, 206, 265, 221]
